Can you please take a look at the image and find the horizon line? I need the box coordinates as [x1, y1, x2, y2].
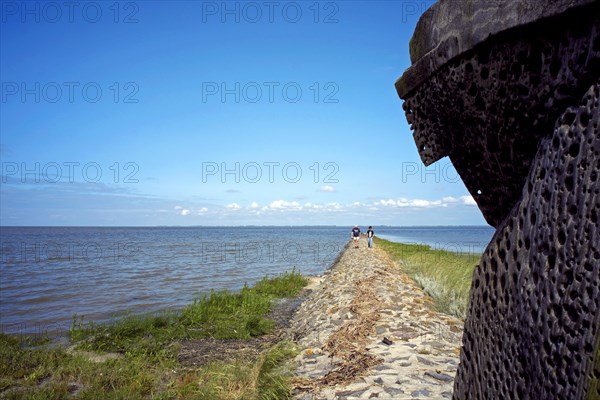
[1, 224, 493, 228]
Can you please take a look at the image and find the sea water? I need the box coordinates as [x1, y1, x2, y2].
[0, 225, 494, 336]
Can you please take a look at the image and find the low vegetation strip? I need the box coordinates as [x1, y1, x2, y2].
[1, 270, 308, 399]
[375, 237, 482, 319]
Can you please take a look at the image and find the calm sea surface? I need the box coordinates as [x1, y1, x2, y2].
[0, 226, 494, 335]
[376, 226, 495, 254]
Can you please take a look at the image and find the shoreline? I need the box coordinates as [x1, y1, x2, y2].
[1, 226, 489, 338]
[1, 237, 472, 345]
[1, 239, 352, 341]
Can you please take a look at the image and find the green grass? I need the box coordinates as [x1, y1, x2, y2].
[71, 269, 307, 354]
[1, 270, 307, 399]
[253, 270, 308, 298]
[175, 342, 297, 400]
[376, 237, 482, 319]
[587, 334, 600, 400]
[179, 285, 275, 340]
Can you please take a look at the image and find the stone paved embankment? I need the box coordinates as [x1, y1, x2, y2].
[288, 240, 464, 399]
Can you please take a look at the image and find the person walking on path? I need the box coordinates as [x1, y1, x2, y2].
[367, 226, 374, 249]
[351, 225, 361, 248]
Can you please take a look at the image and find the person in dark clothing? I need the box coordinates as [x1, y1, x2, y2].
[351, 225, 361, 248]
[366, 226, 374, 248]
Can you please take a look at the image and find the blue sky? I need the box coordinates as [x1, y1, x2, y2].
[0, 0, 487, 226]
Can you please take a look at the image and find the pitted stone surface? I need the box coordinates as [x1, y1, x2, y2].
[395, 1, 600, 398]
[396, 0, 597, 98]
[454, 83, 600, 399]
[400, 4, 600, 226]
[288, 243, 463, 399]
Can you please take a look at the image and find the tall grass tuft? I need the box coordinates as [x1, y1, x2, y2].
[376, 237, 481, 319]
[255, 342, 298, 400]
[253, 268, 308, 298]
[176, 342, 298, 400]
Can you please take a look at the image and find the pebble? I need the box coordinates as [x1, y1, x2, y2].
[287, 243, 464, 399]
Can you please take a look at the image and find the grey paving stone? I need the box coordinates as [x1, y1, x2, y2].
[410, 388, 431, 397]
[424, 371, 454, 382]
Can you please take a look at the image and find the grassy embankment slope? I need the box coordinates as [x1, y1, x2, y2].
[1, 270, 307, 399]
[375, 237, 482, 319]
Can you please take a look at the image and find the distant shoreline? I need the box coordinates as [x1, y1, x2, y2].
[1, 224, 493, 229]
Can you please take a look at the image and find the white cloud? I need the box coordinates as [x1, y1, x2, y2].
[442, 196, 458, 203]
[225, 203, 241, 210]
[461, 195, 477, 206]
[411, 199, 430, 207]
[268, 200, 302, 210]
[325, 202, 342, 210]
[174, 205, 191, 215]
[379, 199, 397, 207]
[378, 198, 446, 208]
[319, 185, 336, 193]
[412, 199, 442, 207]
[269, 200, 286, 209]
[167, 194, 480, 223]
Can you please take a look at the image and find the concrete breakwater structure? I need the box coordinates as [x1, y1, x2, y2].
[396, 1, 600, 399]
[289, 243, 464, 399]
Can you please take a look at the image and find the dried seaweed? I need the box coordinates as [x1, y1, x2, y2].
[293, 275, 386, 392]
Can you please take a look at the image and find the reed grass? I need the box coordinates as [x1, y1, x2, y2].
[376, 237, 482, 319]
